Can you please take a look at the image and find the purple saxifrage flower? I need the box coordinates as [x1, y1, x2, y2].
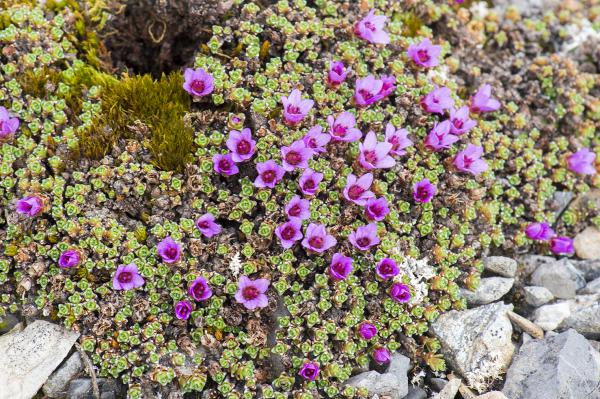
[275, 218, 303, 249]
[550, 236, 574, 255]
[390, 283, 411, 303]
[157, 236, 182, 264]
[188, 276, 213, 301]
[413, 178, 437, 204]
[424, 120, 459, 151]
[298, 361, 319, 381]
[113, 263, 145, 291]
[303, 125, 331, 154]
[183, 68, 214, 97]
[470, 84, 501, 113]
[281, 89, 314, 125]
[328, 61, 347, 86]
[378, 75, 396, 99]
[226, 128, 256, 162]
[254, 160, 285, 188]
[235, 275, 270, 310]
[449, 106, 477, 136]
[454, 144, 488, 176]
[373, 347, 391, 364]
[302, 223, 337, 253]
[407, 38, 441, 68]
[329, 253, 353, 281]
[349, 223, 380, 251]
[58, 250, 81, 269]
[421, 86, 454, 114]
[285, 196, 311, 220]
[298, 168, 323, 196]
[343, 173, 375, 206]
[0, 106, 19, 138]
[567, 148, 596, 175]
[376, 258, 399, 280]
[327, 111, 362, 142]
[359, 131, 395, 170]
[196, 213, 222, 238]
[358, 322, 377, 340]
[16, 195, 43, 217]
[525, 222, 555, 241]
[281, 140, 313, 171]
[213, 153, 239, 176]
[354, 75, 384, 108]
[385, 123, 413, 156]
[354, 10, 390, 45]
[174, 300, 193, 320]
[365, 197, 390, 221]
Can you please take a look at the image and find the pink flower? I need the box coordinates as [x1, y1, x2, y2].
[373, 347, 391, 364]
[365, 197, 389, 221]
[183, 68, 214, 97]
[567, 148, 596, 175]
[329, 253, 353, 281]
[112, 263, 145, 291]
[470, 84, 501, 113]
[285, 196, 311, 220]
[298, 361, 319, 381]
[376, 258, 399, 280]
[378, 75, 396, 98]
[385, 123, 413, 156]
[424, 120, 459, 151]
[235, 276, 270, 310]
[390, 283, 411, 303]
[343, 173, 375, 206]
[413, 178, 437, 203]
[213, 153, 239, 176]
[449, 106, 477, 135]
[354, 75, 384, 107]
[226, 128, 256, 162]
[359, 131, 395, 170]
[174, 300, 193, 320]
[58, 250, 81, 269]
[454, 144, 488, 176]
[281, 140, 313, 171]
[550, 236, 574, 255]
[302, 223, 337, 253]
[327, 111, 362, 142]
[157, 236, 182, 264]
[328, 61, 347, 86]
[303, 125, 331, 154]
[0, 106, 19, 138]
[354, 10, 390, 45]
[298, 168, 323, 196]
[407, 38, 442, 68]
[348, 223, 380, 251]
[188, 277, 213, 301]
[275, 218, 303, 249]
[281, 89, 314, 125]
[254, 160, 285, 188]
[196, 213, 222, 238]
[358, 322, 377, 340]
[421, 86, 454, 114]
[16, 195, 44, 217]
[525, 222, 555, 241]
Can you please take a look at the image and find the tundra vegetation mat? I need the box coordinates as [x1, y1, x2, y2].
[0, 0, 599, 397]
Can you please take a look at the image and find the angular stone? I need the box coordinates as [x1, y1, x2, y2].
[571, 259, 600, 281]
[579, 276, 600, 294]
[405, 385, 427, 399]
[529, 258, 585, 299]
[43, 352, 84, 398]
[67, 378, 92, 399]
[483, 257, 517, 278]
[476, 392, 508, 399]
[523, 286, 554, 307]
[559, 294, 600, 339]
[461, 277, 514, 306]
[433, 377, 461, 399]
[532, 302, 571, 331]
[429, 378, 448, 392]
[345, 353, 410, 399]
[574, 226, 600, 260]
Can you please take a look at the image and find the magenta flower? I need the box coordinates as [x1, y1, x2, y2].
[226, 128, 256, 162]
[407, 38, 442, 68]
[157, 236, 182, 264]
[0, 106, 19, 138]
[188, 277, 213, 302]
[303, 125, 331, 154]
[174, 300, 193, 320]
[359, 131, 395, 170]
[365, 197, 390, 221]
[235, 275, 270, 310]
[343, 173, 375, 206]
[379, 75, 396, 98]
[281, 89, 314, 125]
[354, 75, 384, 108]
[413, 178, 437, 204]
[390, 283, 411, 303]
[58, 250, 81, 269]
[376, 258, 399, 280]
[298, 168, 323, 196]
[550, 236, 574, 255]
[183, 68, 214, 97]
[285, 196, 311, 220]
[385, 123, 413, 156]
[373, 347, 391, 364]
[358, 322, 377, 340]
[329, 253, 353, 281]
[421, 86, 454, 114]
[196, 213, 222, 238]
[254, 160, 285, 188]
[112, 263, 145, 291]
[567, 148, 596, 175]
[449, 106, 477, 136]
[328, 61, 347, 86]
[302, 223, 337, 253]
[354, 10, 390, 45]
[213, 153, 239, 176]
[281, 140, 313, 171]
[16, 195, 44, 217]
[470, 84, 501, 113]
[327, 111, 362, 142]
[298, 361, 319, 381]
[348, 223, 380, 251]
[525, 222, 555, 241]
[424, 120, 459, 151]
[453, 144, 488, 176]
[275, 218, 304, 249]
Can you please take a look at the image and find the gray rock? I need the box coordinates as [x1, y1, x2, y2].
[67, 378, 92, 399]
[517, 255, 553, 278]
[43, 352, 84, 398]
[483, 257, 517, 278]
[0, 313, 20, 334]
[461, 277, 514, 306]
[559, 294, 600, 339]
[550, 191, 574, 220]
[433, 377, 461, 399]
[430, 302, 515, 393]
[589, 340, 600, 353]
[523, 286, 554, 307]
[571, 259, 600, 281]
[100, 393, 115, 399]
[405, 385, 427, 399]
[429, 378, 448, 392]
[502, 329, 600, 399]
[532, 302, 571, 331]
[529, 258, 586, 299]
[345, 353, 410, 399]
[574, 226, 600, 260]
[0, 320, 79, 399]
[475, 392, 508, 399]
[580, 276, 600, 294]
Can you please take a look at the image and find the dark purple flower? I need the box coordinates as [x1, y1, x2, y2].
[390, 283, 411, 303]
[385, 123, 413, 156]
[303, 125, 331, 154]
[183, 68, 214, 97]
[213, 153, 239, 176]
[328, 61, 347, 86]
[174, 300, 193, 320]
[298, 361, 320, 381]
[188, 277, 213, 301]
[16, 195, 43, 217]
[281, 89, 314, 125]
[275, 218, 303, 249]
[373, 347, 391, 364]
[365, 197, 390, 221]
[413, 178, 437, 203]
[343, 173, 375, 206]
[254, 160, 285, 188]
[302, 223, 337, 253]
[298, 168, 323, 196]
[157, 236, 182, 264]
[525, 222, 555, 241]
[567, 148, 596, 175]
[235, 275, 270, 310]
[329, 253, 353, 281]
[327, 111, 362, 142]
[550, 236, 574, 255]
[112, 263, 145, 291]
[421, 86, 454, 114]
[226, 128, 256, 162]
[58, 250, 81, 269]
[407, 38, 441, 68]
[454, 144, 488, 176]
[354, 10, 390, 45]
[196, 213, 222, 238]
[285, 196, 311, 220]
[449, 106, 477, 136]
[281, 140, 313, 171]
[358, 322, 377, 340]
[378, 75, 396, 99]
[0, 106, 19, 138]
[470, 84, 501, 113]
[376, 258, 399, 280]
[348, 223, 380, 251]
[424, 120, 459, 151]
[359, 131, 395, 170]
